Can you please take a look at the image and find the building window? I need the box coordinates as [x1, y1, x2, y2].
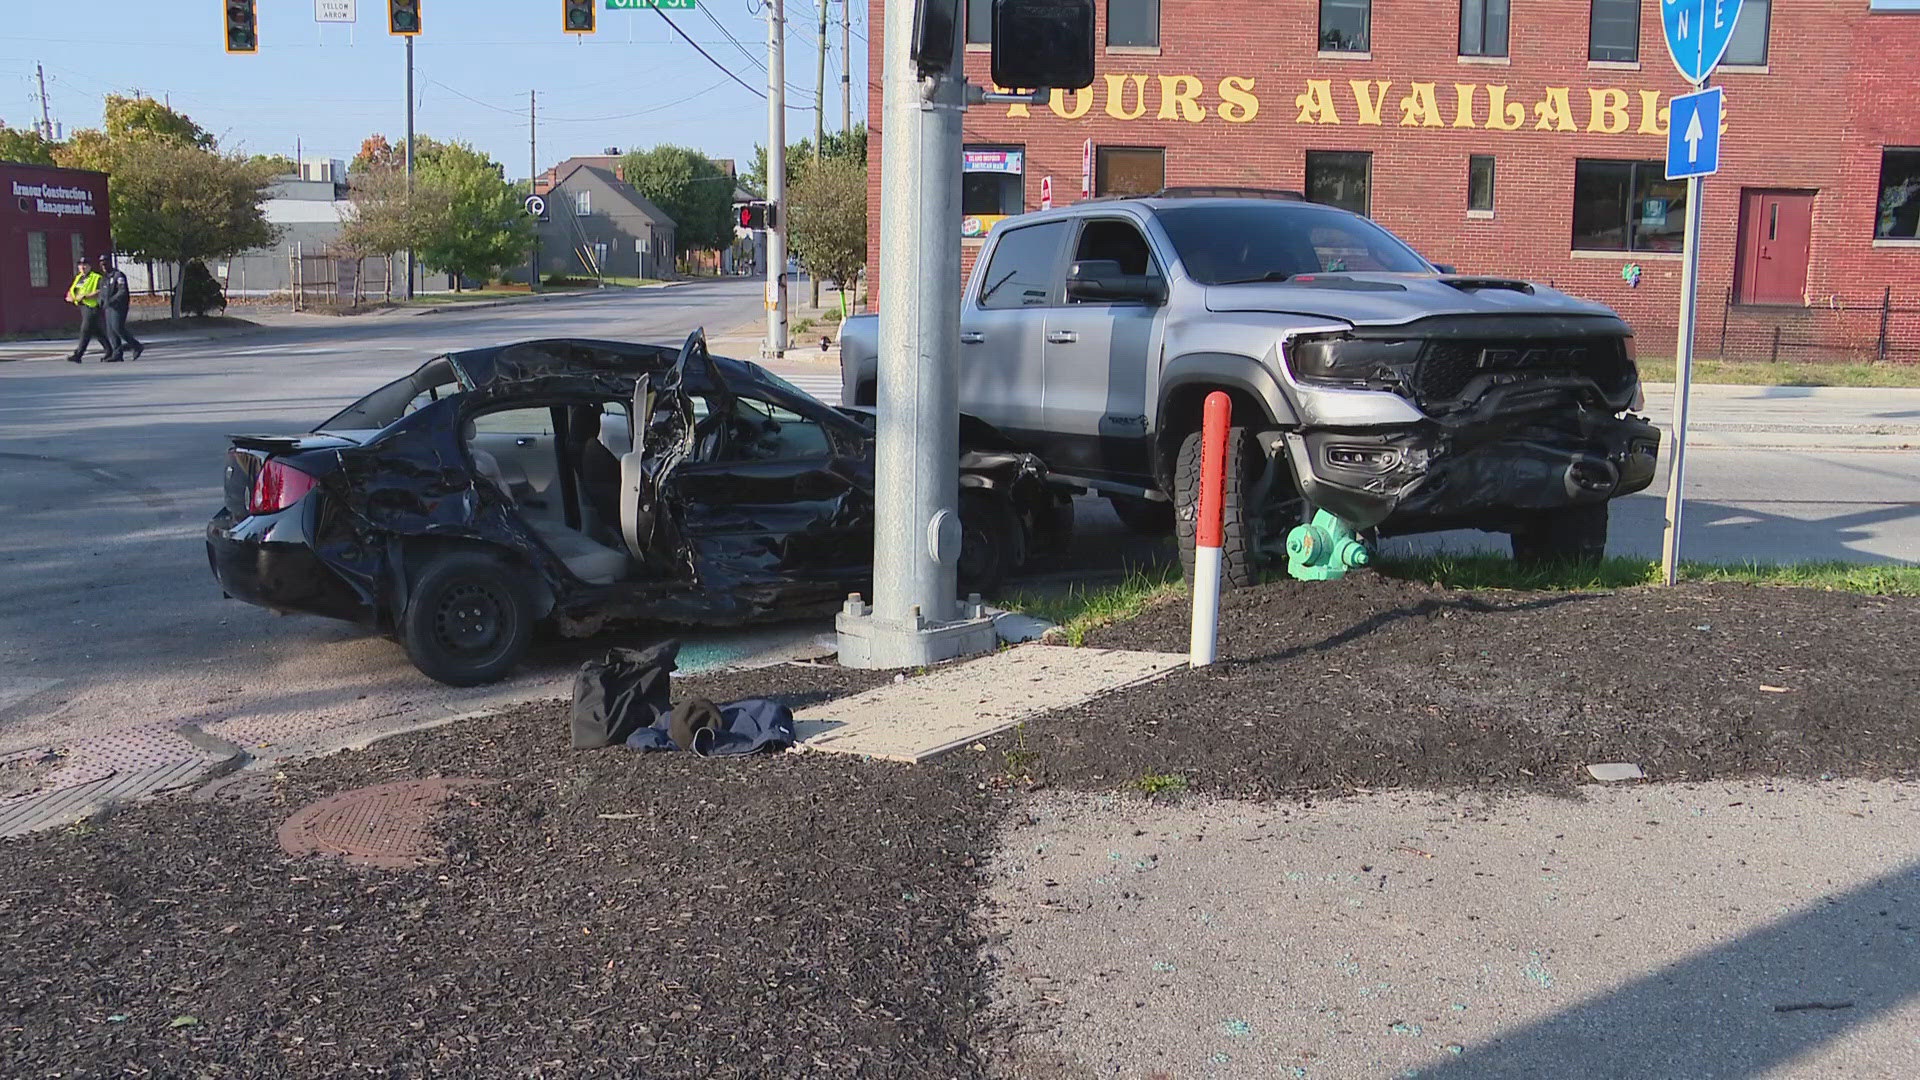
[26, 232, 49, 288]
[1878, 148, 1920, 240]
[1095, 147, 1165, 197]
[1320, 0, 1370, 51]
[1459, 0, 1509, 57]
[574, 190, 591, 216]
[1468, 155, 1496, 213]
[963, 146, 1024, 239]
[1306, 151, 1371, 217]
[1589, 0, 1639, 62]
[966, 0, 992, 44]
[71, 233, 87, 269]
[1724, 0, 1769, 65]
[1107, 0, 1160, 48]
[1572, 160, 1687, 252]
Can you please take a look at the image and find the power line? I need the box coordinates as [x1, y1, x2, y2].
[653, 6, 766, 100]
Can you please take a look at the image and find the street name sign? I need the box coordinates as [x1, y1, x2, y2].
[1665, 87, 1722, 179]
[607, 0, 697, 8]
[1662, 0, 1744, 85]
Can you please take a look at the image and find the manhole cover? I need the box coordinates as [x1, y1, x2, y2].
[276, 778, 490, 868]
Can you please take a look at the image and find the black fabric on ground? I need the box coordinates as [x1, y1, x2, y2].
[569, 640, 679, 749]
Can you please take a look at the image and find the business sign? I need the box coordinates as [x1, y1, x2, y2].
[963, 149, 1023, 174]
[524, 194, 548, 218]
[1081, 138, 1092, 195]
[1662, 0, 1744, 85]
[1665, 87, 1723, 179]
[11, 180, 97, 218]
[1040, 175, 1053, 210]
[315, 0, 356, 22]
[961, 215, 1010, 239]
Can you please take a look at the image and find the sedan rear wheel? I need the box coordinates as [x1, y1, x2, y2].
[400, 551, 533, 686]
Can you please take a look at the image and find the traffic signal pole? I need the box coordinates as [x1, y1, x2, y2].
[404, 34, 416, 300]
[529, 89, 540, 294]
[834, 0, 996, 668]
[765, 0, 788, 358]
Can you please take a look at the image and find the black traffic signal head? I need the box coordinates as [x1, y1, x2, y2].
[909, 0, 961, 78]
[565, 0, 596, 33]
[991, 0, 1096, 91]
[225, 1, 258, 54]
[389, 0, 421, 36]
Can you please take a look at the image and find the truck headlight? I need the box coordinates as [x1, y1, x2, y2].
[1286, 333, 1420, 385]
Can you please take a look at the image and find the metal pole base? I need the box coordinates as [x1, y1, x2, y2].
[834, 594, 997, 670]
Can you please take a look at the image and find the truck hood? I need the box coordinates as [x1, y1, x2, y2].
[1204, 274, 1616, 327]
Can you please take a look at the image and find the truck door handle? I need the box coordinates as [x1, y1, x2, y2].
[960, 331, 984, 344]
[1046, 330, 1079, 344]
[515, 437, 536, 446]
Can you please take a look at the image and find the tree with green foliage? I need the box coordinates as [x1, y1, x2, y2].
[340, 165, 441, 302]
[108, 141, 278, 316]
[250, 153, 297, 176]
[746, 125, 867, 193]
[103, 94, 215, 149]
[411, 141, 531, 290]
[787, 156, 866, 314]
[619, 145, 735, 255]
[0, 126, 57, 166]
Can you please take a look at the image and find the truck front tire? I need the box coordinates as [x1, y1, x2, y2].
[1175, 427, 1258, 591]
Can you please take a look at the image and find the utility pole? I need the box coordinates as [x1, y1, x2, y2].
[834, 0, 996, 667]
[404, 35, 417, 300]
[529, 89, 540, 293]
[765, 0, 788, 357]
[841, 0, 851, 135]
[812, 0, 827, 309]
[34, 63, 54, 141]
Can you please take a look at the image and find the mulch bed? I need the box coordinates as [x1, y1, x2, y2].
[1026, 573, 1920, 799]
[8, 576, 1920, 1075]
[0, 664, 1011, 1079]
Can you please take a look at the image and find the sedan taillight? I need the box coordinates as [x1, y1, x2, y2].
[249, 459, 317, 515]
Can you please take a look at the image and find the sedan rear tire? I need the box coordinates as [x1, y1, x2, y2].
[400, 551, 534, 686]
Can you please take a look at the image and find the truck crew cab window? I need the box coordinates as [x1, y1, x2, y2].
[1069, 219, 1162, 301]
[976, 221, 1068, 310]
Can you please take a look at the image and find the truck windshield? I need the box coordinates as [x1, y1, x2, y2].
[1156, 204, 1433, 285]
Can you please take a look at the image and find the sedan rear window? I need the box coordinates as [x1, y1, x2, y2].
[1156, 204, 1432, 285]
[318, 357, 465, 433]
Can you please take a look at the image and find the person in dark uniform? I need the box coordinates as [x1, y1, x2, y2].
[101, 258, 144, 362]
[64, 258, 111, 364]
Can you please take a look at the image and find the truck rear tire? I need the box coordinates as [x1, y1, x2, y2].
[1510, 502, 1610, 566]
[959, 489, 1025, 597]
[1175, 427, 1257, 591]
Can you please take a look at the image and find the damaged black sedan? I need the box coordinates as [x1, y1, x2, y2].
[207, 332, 1065, 685]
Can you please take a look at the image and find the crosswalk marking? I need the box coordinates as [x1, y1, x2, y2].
[771, 371, 842, 407]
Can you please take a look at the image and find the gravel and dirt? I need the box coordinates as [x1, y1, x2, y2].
[6, 575, 1920, 1076]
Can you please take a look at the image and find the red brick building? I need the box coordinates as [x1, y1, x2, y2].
[865, 0, 1920, 361]
[1, 163, 113, 337]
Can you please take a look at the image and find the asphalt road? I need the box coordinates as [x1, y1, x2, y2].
[0, 282, 1914, 781]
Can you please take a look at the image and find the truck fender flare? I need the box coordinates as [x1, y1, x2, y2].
[1159, 353, 1299, 430]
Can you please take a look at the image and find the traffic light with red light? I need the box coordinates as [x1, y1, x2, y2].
[737, 201, 776, 230]
[224, 1, 259, 53]
[389, 0, 421, 36]
[564, 0, 596, 34]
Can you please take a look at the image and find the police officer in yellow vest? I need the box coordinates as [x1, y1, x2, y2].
[65, 257, 115, 364]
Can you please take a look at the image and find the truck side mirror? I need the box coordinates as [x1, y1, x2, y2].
[1432, 263, 1458, 275]
[991, 0, 1096, 91]
[1067, 260, 1166, 305]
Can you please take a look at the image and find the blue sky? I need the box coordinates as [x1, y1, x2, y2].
[0, 0, 867, 178]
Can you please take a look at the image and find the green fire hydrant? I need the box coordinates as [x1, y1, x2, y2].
[1285, 509, 1372, 581]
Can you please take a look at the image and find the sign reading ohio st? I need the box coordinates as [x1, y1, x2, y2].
[999, 75, 1726, 136]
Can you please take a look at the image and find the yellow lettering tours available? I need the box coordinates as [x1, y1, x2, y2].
[1587, 88, 1630, 134]
[1400, 82, 1444, 128]
[1157, 75, 1207, 123]
[1350, 79, 1392, 126]
[1104, 74, 1150, 121]
[1218, 76, 1260, 123]
[1294, 79, 1338, 125]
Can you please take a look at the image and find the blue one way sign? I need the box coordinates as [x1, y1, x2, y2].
[1666, 87, 1723, 180]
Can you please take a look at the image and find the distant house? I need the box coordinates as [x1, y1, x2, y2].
[537, 162, 677, 281]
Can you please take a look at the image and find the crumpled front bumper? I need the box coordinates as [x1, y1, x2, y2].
[1282, 411, 1661, 534]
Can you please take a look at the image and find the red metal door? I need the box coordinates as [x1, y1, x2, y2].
[1736, 190, 1813, 305]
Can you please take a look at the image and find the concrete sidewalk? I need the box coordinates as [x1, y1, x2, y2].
[989, 781, 1920, 1079]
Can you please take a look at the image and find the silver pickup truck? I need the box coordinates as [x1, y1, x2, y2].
[841, 190, 1660, 586]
